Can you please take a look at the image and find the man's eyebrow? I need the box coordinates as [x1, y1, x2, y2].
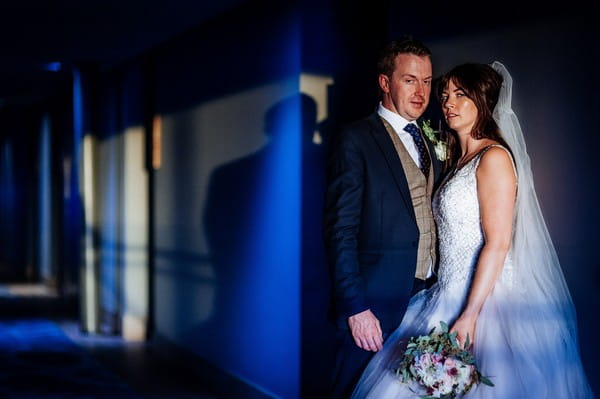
[400, 74, 433, 80]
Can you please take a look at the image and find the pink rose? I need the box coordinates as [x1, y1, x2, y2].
[444, 358, 457, 369]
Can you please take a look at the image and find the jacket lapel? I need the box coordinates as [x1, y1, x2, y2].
[367, 113, 416, 223]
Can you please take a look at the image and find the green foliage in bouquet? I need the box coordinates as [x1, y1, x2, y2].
[394, 321, 493, 399]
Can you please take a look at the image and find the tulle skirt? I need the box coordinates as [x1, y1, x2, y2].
[351, 278, 594, 398]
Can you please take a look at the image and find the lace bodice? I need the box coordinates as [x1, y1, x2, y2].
[432, 145, 515, 293]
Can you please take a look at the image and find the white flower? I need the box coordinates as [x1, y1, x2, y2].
[440, 374, 454, 395]
[434, 141, 448, 161]
[418, 353, 433, 369]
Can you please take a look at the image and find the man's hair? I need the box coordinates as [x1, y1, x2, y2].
[377, 36, 432, 77]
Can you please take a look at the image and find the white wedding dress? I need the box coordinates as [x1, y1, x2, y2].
[351, 145, 594, 398]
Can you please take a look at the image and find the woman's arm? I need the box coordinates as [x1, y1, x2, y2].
[450, 146, 517, 348]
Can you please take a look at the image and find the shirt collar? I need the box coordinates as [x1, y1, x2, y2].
[376, 102, 418, 133]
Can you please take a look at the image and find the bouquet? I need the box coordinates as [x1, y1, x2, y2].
[394, 321, 493, 398]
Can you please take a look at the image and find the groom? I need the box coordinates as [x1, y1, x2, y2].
[323, 36, 441, 398]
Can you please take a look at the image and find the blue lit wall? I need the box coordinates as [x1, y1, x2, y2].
[152, 4, 301, 398]
[38, 115, 52, 281]
[0, 107, 40, 279]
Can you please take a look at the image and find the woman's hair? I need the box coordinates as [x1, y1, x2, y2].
[438, 63, 504, 140]
[436, 63, 512, 166]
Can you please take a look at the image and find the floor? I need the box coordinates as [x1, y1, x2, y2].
[0, 284, 218, 399]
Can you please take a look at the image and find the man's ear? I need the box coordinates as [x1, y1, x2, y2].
[378, 74, 390, 94]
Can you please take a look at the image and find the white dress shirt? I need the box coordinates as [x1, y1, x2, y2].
[377, 103, 421, 168]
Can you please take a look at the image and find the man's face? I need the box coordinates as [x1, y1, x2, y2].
[379, 54, 432, 121]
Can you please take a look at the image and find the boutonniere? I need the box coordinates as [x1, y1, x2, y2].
[421, 120, 449, 161]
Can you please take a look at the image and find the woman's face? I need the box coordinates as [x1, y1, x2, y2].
[441, 80, 478, 136]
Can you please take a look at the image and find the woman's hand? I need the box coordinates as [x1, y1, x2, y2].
[450, 315, 476, 350]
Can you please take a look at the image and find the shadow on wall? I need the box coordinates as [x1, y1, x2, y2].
[194, 92, 329, 397]
[203, 92, 324, 317]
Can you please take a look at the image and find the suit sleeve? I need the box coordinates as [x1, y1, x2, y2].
[323, 130, 369, 321]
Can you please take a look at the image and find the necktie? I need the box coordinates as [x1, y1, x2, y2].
[404, 123, 430, 178]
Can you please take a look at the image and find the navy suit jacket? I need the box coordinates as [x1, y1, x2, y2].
[323, 112, 442, 332]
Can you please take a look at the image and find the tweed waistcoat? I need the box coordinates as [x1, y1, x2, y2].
[381, 117, 437, 280]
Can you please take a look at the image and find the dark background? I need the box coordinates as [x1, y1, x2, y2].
[0, 1, 596, 397]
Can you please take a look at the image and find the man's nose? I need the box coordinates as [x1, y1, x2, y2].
[415, 82, 425, 95]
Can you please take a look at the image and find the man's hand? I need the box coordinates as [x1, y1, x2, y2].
[348, 309, 383, 352]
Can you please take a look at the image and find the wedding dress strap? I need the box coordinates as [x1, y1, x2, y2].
[475, 144, 518, 179]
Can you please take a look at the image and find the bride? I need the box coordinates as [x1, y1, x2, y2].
[350, 62, 594, 398]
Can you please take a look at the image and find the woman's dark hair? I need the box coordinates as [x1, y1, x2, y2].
[437, 63, 512, 165]
[437, 63, 504, 139]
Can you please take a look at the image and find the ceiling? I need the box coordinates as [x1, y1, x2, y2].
[0, 0, 245, 107]
[0, 2, 583, 109]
